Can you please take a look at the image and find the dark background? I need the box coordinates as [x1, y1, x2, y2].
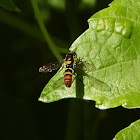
[1, 0, 140, 140]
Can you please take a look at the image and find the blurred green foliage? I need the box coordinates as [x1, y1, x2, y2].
[0, 0, 20, 12]
[1, 0, 140, 140]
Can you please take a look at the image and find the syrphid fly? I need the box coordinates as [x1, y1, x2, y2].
[39, 51, 110, 91]
[39, 52, 80, 87]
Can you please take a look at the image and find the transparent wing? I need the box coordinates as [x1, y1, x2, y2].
[39, 61, 63, 73]
[52, 77, 64, 89]
[76, 60, 96, 73]
[85, 74, 111, 92]
[75, 60, 110, 92]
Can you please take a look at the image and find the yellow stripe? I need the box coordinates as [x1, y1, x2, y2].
[64, 72, 72, 75]
[68, 68, 73, 71]
[66, 61, 71, 64]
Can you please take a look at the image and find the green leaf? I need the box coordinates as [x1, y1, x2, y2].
[0, 0, 20, 12]
[114, 119, 140, 140]
[39, 0, 140, 109]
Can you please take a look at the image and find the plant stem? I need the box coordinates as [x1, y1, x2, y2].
[31, 0, 62, 60]
[0, 10, 68, 54]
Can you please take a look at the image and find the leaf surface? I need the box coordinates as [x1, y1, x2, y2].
[114, 120, 140, 140]
[39, 0, 140, 109]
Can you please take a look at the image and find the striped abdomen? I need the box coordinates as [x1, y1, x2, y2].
[64, 68, 73, 87]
